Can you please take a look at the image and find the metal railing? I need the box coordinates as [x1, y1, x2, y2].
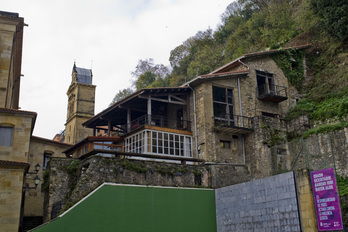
[257, 84, 287, 99]
[121, 114, 191, 133]
[213, 114, 253, 130]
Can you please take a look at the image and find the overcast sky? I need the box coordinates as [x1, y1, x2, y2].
[3, 0, 232, 139]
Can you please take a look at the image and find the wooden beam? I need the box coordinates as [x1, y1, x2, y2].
[127, 108, 131, 132]
[169, 94, 187, 103]
[108, 120, 112, 137]
[147, 96, 151, 122]
[119, 105, 147, 113]
[151, 97, 187, 105]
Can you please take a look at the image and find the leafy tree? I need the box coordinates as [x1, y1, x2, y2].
[260, 1, 298, 48]
[311, 0, 348, 39]
[169, 44, 190, 68]
[135, 71, 156, 90]
[186, 44, 224, 78]
[132, 58, 170, 79]
[109, 88, 134, 106]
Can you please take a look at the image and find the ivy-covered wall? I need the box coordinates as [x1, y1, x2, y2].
[271, 49, 305, 91]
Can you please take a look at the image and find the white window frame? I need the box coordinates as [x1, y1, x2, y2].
[124, 129, 192, 158]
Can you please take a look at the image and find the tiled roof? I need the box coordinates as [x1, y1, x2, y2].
[0, 160, 29, 167]
[210, 44, 312, 74]
[242, 44, 312, 58]
[200, 70, 249, 78]
[75, 67, 92, 85]
[72, 63, 92, 85]
[31, 136, 72, 146]
[0, 11, 19, 18]
[83, 87, 190, 127]
[0, 107, 37, 116]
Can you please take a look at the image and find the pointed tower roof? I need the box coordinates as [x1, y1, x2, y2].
[72, 62, 92, 85]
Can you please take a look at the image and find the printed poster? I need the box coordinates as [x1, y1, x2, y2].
[310, 167, 343, 231]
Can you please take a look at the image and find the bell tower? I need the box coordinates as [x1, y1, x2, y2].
[65, 63, 96, 144]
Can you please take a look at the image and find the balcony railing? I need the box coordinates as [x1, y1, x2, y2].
[121, 114, 191, 134]
[257, 84, 287, 103]
[64, 137, 123, 159]
[213, 114, 253, 134]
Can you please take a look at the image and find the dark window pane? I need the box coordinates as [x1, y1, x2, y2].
[227, 89, 233, 104]
[214, 103, 226, 118]
[213, 86, 226, 102]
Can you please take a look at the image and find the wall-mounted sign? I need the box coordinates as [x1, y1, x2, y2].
[310, 167, 343, 231]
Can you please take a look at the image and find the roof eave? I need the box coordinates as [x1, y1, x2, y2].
[83, 87, 191, 128]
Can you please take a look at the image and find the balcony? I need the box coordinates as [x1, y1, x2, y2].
[121, 114, 191, 134]
[213, 114, 253, 134]
[64, 136, 123, 159]
[63, 136, 203, 164]
[257, 84, 287, 103]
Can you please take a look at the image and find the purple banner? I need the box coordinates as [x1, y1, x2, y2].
[310, 168, 343, 231]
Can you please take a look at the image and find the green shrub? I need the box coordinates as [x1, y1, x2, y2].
[303, 122, 348, 139]
[286, 99, 314, 121]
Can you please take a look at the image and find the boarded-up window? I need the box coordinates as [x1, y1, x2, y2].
[0, 127, 13, 146]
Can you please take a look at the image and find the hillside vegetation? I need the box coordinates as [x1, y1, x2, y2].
[111, 0, 348, 129]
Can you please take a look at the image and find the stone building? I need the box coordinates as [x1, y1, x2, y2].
[77, 45, 310, 180]
[1, 9, 325, 231]
[0, 11, 71, 232]
[64, 64, 95, 144]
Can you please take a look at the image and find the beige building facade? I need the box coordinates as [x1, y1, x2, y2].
[0, 11, 24, 109]
[0, 11, 71, 231]
[0, 109, 36, 232]
[23, 137, 70, 221]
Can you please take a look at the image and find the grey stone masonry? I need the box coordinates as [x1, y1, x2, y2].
[215, 172, 301, 232]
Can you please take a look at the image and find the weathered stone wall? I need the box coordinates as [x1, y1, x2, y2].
[0, 113, 34, 163]
[0, 13, 23, 109]
[65, 82, 95, 144]
[194, 82, 215, 161]
[251, 115, 347, 179]
[288, 128, 348, 177]
[44, 156, 211, 222]
[43, 158, 72, 222]
[24, 138, 70, 217]
[246, 115, 288, 179]
[193, 79, 252, 164]
[210, 164, 251, 188]
[190, 54, 300, 176]
[215, 172, 301, 232]
[0, 168, 25, 232]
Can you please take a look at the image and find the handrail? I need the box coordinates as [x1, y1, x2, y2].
[121, 114, 191, 133]
[257, 84, 287, 98]
[213, 114, 253, 130]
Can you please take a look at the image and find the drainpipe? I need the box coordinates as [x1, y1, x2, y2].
[188, 84, 198, 159]
[237, 59, 250, 166]
[237, 77, 246, 165]
[237, 77, 243, 124]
